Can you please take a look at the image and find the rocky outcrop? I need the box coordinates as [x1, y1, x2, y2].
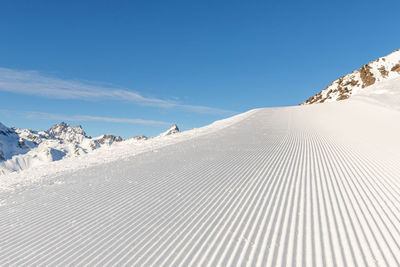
[132, 136, 148, 141]
[391, 64, 400, 72]
[90, 134, 123, 150]
[359, 64, 376, 88]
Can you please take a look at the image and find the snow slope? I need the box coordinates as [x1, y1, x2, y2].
[352, 75, 400, 111]
[302, 49, 400, 104]
[1, 96, 400, 266]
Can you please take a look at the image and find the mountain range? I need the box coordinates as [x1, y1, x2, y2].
[0, 122, 179, 175]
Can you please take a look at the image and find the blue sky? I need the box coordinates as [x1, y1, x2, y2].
[0, 0, 399, 138]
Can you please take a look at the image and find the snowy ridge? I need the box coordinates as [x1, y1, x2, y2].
[302, 49, 400, 104]
[47, 122, 87, 143]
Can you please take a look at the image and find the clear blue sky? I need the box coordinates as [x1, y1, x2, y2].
[0, 0, 399, 138]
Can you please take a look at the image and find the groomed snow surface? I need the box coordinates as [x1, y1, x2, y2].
[1, 98, 400, 266]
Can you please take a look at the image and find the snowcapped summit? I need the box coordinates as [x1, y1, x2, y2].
[48, 122, 87, 143]
[159, 124, 180, 137]
[0, 121, 124, 175]
[302, 49, 400, 105]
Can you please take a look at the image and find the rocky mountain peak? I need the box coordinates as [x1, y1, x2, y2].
[159, 124, 180, 137]
[47, 122, 87, 143]
[302, 49, 400, 105]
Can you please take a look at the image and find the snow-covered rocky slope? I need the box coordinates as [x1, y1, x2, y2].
[0, 122, 126, 175]
[302, 49, 400, 104]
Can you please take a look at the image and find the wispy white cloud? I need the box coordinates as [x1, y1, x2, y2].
[25, 111, 171, 126]
[0, 67, 234, 115]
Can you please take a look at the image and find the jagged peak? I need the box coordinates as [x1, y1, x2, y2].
[159, 124, 180, 137]
[47, 122, 87, 143]
[48, 122, 86, 135]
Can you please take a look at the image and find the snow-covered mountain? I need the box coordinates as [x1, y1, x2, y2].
[0, 122, 179, 175]
[302, 49, 400, 104]
[158, 124, 179, 137]
[0, 122, 123, 174]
